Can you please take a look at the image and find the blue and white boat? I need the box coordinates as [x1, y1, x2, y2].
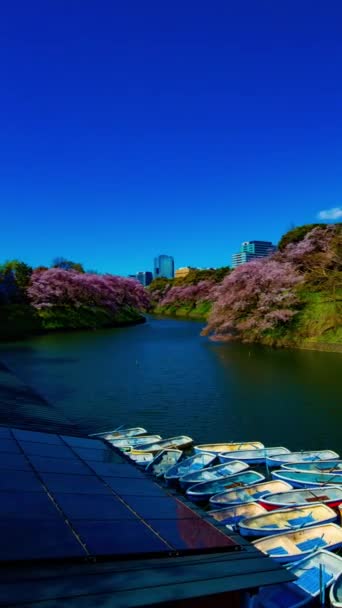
[164, 452, 216, 484]
[253, 523, 342, 564]
[259, 487, 342, 510]
[194, 441, 264, 455]
[272, 469, 342, 488]
[266, 450, 339, 468]
[128, 452, 154, 466]
[209, 480, 292, 508]
[209, 502, 267, 528]
[283, 460, 342, 474]
[132, 435, 193, 454]
[89, 426, 148, 440]
[254, 550, 342, 608]
[179, 460, 249, 490]
[239, 503, 337, 538]
[186, 470, 264, 503]
[109, 435, 162, 451]
[218, 446, 290, 465]
[145, 449, 182, 477]
[330, 570, 342, 607]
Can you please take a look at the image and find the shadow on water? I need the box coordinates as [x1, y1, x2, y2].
[0, 317, 340, 452]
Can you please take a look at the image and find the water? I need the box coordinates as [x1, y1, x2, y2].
[0, 316, 341, 452]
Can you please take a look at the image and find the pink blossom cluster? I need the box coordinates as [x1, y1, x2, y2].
[280, 225, 338, 266]
[159, 280, 215, 307]
[203, 258, 302, 340]
[28, 269, 150, 312]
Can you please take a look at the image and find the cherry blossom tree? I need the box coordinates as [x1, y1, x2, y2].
[28, 269, 149, 312]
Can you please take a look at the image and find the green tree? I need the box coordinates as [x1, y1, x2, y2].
[278, 224, 326, 250]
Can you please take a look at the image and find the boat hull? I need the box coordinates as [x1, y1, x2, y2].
[266, 450, 339, 468]
[271, 469, 342, 488]
[239, 504, 337, 538]
[259, 487, 342, 511]
[253, 523, 342, 564]
[179, 460, 249, 490]
[186, 471, 265, 503]
[164, 452, 216, 484]
[218, 447, 290, 465]
[209, 480, 292, 508]
[194, 441, 264, 455]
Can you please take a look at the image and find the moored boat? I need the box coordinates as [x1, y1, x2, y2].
[89, 427, 148, 440]
[209, 480, 292, 508]
[164, 452, 216, 484]
[128, 452, 154, 466]
[109, 434, 162, 451]
[254, 550, 342, 608]
[253, 523, 342, 563]
[145, 449, 182, 477]
[194, 441, 264, 455]
[330, 570, 342, 607]
[209, 502, 267, 527]
[283, 460, 342, 474]
[179, 460, 249, 490]
[218, 446, 290, 465]
[271, 469, 342, 488]
[239, 503, 337, 537]
[266, 450, 339, 468]
[260, 487, 342, 511]
[186, 470, 264, 503]
[132, 435, 193, 454]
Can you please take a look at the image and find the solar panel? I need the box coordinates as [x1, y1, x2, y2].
[0, 519, 87, 561]
[146, 518, 237, 551]
[12, 429, 64, 445]
[38, 472, 112, 495]
[26, 454, 92, 475]
[54, 492, 137, 521]
[73, 519, 171, 556]
[17, 441, 75, 459]
[103, 477, 167, 497]
[0, 453, 32, 471]
[0, 470, 44, 492]
[0, 427, 239, 563]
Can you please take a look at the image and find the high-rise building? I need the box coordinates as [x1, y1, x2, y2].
[154, 255, 174, 279]
[232, 240, 277, 268]
[136, 271, 153, 287]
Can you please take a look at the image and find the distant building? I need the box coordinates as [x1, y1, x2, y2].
[175, 267, 191, 279]
[136, 271, 153, 287]
[128, 274, 138, 280]
[232, 240, 277, 268]
[154, 255, 174, 279]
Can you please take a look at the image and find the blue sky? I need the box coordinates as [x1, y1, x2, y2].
[1, 1, 341, 275]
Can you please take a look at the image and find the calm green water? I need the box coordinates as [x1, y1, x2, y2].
[0, 316, 341, 452]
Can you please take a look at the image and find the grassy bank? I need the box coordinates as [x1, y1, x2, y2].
[0, 304, 145, 341]
[153, 300, 212, 320]
[154, 291, 342, 353]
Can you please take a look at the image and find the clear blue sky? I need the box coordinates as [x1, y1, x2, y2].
[1, 1, 341, 275]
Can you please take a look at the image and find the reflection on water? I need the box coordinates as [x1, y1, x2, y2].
[0, 317, 341, 452]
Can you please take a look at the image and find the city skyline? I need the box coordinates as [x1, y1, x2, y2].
[1, 3, 342, 275]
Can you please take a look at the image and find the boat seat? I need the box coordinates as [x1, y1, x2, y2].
[261, 523, 279, 529]
[296, 537, 326, 552]
[269, 546, 288, 555]
[287, 514, 315, 527]
[296, 566, 333, 594]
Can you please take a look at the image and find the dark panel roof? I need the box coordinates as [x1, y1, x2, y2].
[0, 427, 295, 606]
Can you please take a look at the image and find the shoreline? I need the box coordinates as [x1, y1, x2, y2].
[151, 311, 342, 354]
